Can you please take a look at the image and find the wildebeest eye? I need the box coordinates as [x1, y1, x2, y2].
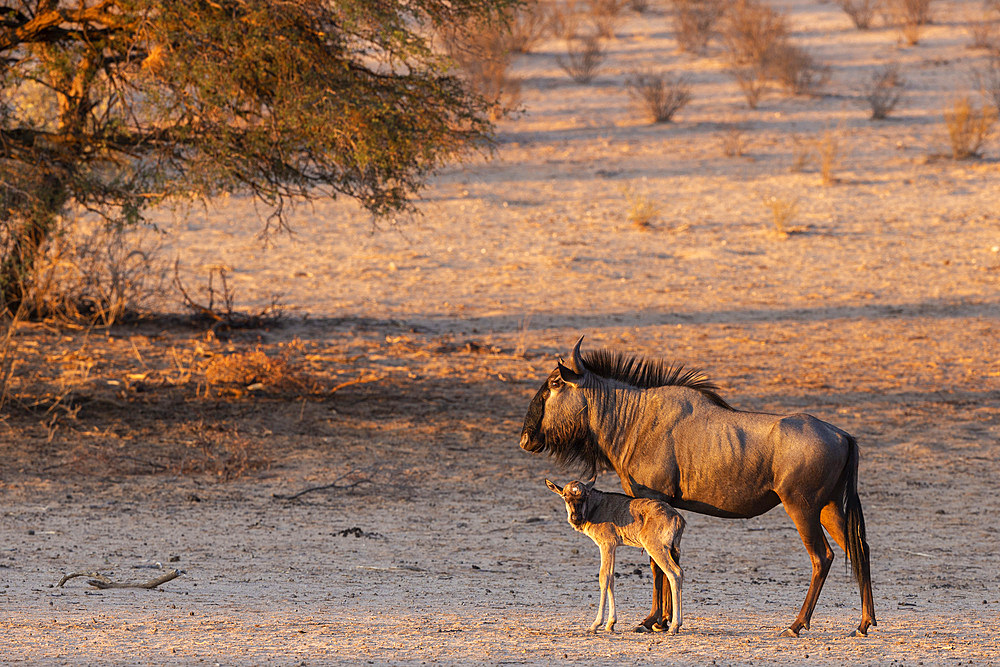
[549, 376, 563, 389]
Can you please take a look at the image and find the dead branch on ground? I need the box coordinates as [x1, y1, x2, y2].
[57, 569, 182, 589]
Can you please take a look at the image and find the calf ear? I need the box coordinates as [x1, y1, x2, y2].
[545, 479, 563, 494]
[557, 360, 583, 386]
[583, 479, 596, 492]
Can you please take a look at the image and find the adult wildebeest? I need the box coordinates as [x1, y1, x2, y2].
[520, 337, 876, 638]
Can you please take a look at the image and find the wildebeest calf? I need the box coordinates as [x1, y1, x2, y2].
[546, 479, 685, 634]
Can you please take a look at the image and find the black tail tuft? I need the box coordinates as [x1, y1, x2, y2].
[843, 434, 877, 627]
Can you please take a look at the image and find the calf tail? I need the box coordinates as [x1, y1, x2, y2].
[843, 434, 877, 628]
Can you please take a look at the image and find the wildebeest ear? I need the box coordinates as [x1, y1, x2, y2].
[545, 479, 563, 494]
[557, 360, 583, 385]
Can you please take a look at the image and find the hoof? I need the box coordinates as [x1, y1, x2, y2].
[779, 628, 799, 638]
[587, 627, 599, 635]
[633, 625, 653, 634]
[849, 628, 869, 638]
[651, 623, 667, 633]
[667, 627, 679, 636]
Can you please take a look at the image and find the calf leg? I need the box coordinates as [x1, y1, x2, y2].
[590, 544, 616, 633]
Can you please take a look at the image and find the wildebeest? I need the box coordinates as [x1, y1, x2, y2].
[547, 479, 685, 635]
[521, 337, 876, 637]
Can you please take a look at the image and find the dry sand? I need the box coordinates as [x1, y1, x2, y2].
[2, 0, 1000, 664]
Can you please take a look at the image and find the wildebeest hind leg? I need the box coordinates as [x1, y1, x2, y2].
[780, 506, 834, 638]
[821, 501, 876, 636]
[633, 558, 666, 632]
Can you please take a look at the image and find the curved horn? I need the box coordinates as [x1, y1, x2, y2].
[569, 336, 585, 373]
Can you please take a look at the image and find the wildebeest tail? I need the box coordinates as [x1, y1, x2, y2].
[843, 433, 876, 625]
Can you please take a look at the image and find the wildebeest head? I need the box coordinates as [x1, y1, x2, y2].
[520, 337, 605, 476]
[546, 478, 595, 528]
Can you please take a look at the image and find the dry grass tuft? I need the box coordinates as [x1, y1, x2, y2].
[817, 127, 842, 185]
[625, 71, 692, 123]
[589, 0, 627, 39]
[203, 345, 324, 396]
[622, 184, 661, 229]
[764, 196, 799, 238]
[176, 423, 270, 482]
[720, 118, 750, 157]
[862, 63, 905, 120]
[943, 96, 997, 159]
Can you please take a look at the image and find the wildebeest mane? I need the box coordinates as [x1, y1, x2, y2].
[581, 348, 733, 410]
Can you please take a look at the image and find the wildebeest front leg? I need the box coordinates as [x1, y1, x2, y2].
[590, 544, 617, 633]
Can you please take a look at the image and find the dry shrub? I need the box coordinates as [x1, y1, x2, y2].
[557, 34, 607, 83]
[862, 63, 905, 119]
[720, 0, 789, 69]
[965, 5, 1000, 50]
[974, 54, 1000, 114]
[203, 345, 323, 395]
[176, 424, 270, 482]
[770, 42, 829, 95]
[672, 0, 726, 54]
[944, 96, 997, 159]
[888, 0, 933, 44]
[730, 64, 769, 108]
[549, 0, 587, 39]
[589, 0, 627, 38]
[627, 0, 652, 12]
[0, 307, 22, 409]
[837, 0, 879, 29]
[625, 71, 692, 122]
[508, 0, 552, 53]
[442, 19, 522, 119]
[174, 263, 284, 330]
[720, 0, 825, 105]
[8, 221, 165, 325]
[720, 118, 750, 156]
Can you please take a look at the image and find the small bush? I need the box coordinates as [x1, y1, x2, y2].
[549, 0, 587, 39]
[770, 42, 829, 95]
[625, 72, 692, 122]
[720, 0, 789, 69]
[720, 119, 750, 157]
[888, 0, 934, 45]
[442, 18, 522, 119]
[730, 63, 769, 108]
[974, 54, 1000, 114]
[557, 34, 607, 83]
[862, 63, 905, 119]
[944, 96, 997, 159]
[965, 6, 1000, 50]
[837, 0, 879, 29]
[508, 0, 552, 54]
[672, 0, 726, 54]
[589, 0, 627, 39]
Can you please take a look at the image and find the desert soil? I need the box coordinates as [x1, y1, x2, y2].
[2, 0, 999, 664]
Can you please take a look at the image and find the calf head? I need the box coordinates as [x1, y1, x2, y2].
[546, 478, 595, 528]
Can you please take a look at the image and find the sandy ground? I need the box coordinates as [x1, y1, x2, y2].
[2, 0, 1000, 664]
